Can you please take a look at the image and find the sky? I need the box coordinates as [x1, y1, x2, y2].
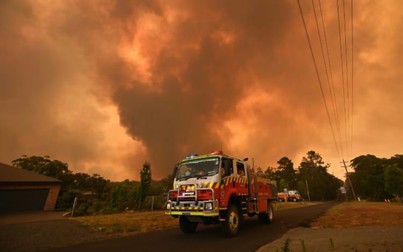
[1, 0, 402, 181]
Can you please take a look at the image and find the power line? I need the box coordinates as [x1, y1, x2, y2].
[318, 0, 342, 140]
[336, 0, 349, 160]
[297, 0, 341, 160]
[298, 0, 355, 173]
[342, 0, 350, 160]
[312, 0, 341, 142]
[350, 0, 354, 161]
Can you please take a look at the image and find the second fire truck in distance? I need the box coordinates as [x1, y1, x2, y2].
[166, 151, 277, 237]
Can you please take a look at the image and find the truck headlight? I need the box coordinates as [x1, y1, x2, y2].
[167, 203, 171, 210]
[204, 202, 213, 211]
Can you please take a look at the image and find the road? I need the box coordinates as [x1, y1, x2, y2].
[48, 202, 338, 252]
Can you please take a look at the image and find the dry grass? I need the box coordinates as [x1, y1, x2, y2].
[273, 201, 321, 210]
[73, 202, 316, 236]
[73, 211, 178, 236]
[311, 201, 403, 228]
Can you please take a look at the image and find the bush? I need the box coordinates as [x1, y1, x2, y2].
[56, 189, 81, 210]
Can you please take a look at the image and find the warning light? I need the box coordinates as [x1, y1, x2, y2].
[186, 154, 198, 159]
[210, 150, 223, 155]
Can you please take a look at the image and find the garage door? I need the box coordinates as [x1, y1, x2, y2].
[0, 189, 49, 213]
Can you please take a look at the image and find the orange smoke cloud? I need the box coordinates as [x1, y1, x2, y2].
[1, 0, 402, 181]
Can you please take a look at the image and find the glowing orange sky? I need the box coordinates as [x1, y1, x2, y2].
[1, 0, 402, 181]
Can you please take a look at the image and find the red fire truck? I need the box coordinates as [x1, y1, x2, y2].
[166, 151, 277, 237]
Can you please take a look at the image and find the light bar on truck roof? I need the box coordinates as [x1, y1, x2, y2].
[210, 150, 223, 155]
[185, 154, 198, 159]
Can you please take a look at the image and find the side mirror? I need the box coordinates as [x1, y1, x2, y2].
[243, 158, 248, 161]
[172, 164, 178, 179]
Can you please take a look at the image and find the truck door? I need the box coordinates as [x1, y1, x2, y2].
[221, 157, 233, 178]
[235, 161, 248, 195]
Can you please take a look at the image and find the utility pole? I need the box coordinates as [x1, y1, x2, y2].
[305, 179, 311, 202]
[342, 160, 357, 201]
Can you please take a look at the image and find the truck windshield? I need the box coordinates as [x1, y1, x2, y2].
[176, 157, 219, 180]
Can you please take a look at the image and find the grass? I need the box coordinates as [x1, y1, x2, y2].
[75, 202, 403, 237]
[273, 201, 320, 210]
[74, 200, 403, 250]
[73, 201, 315, 236]
[311, 201, 403, 228]
[281, 238, 291, 252]
[74, 211, 178, 236]
[272, 202, 403, 252]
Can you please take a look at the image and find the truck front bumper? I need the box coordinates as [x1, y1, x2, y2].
[165, 199, 220, 217]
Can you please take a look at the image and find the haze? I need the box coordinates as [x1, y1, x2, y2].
[1, 0, 402, 181]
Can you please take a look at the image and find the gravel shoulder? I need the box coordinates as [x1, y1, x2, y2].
[257, 225, 403, 252]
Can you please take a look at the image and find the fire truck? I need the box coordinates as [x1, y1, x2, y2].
[277, 190, 302, 202]
[166, 151, 277, 237]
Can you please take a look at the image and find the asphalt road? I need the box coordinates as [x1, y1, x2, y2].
[48, 201, 338, 252]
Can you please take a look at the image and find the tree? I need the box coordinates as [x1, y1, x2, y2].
[297, 151, 342, 201]
[138, 161, 152, 208]
[384, 164, 403, 203]
[350, 155, 387, 201]
[71, 173, 110, 199]
[12, 155, 112, 212]
[277, 157, 297, 189]
[12, 155, 72, 181]
[160, 174, 174, 193]
[264, 166, 277, 180]
[108, 180, 138, 211]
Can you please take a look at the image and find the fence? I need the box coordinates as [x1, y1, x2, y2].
[141, 195, 167, 211]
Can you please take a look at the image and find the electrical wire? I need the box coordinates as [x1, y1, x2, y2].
[312, 0, 340, 147]
[297, 0, 342, 160]
[350, 0, 354, 161]
[297, 0, 355, 170]
[318, 0, 342, 140]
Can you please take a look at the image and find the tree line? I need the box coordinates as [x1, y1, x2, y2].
[12, 155, 172, 215]
[265, 151, 403, 203]
[264, 150, 343, 201]
[349, 154, 403, 202]
[11, 151, 402, 215]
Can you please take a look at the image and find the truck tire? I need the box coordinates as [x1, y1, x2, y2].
[258, 201, 274, 224]
[222, 205, 240, 237]
[179, 216, 198, 234]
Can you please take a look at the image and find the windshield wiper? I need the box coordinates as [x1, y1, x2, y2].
[177, 176, 192, 181]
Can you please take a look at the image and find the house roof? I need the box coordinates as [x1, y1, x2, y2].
[0, 162, 61, 184]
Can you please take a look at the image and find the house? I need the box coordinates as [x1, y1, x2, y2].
[0, 162, 62, 213]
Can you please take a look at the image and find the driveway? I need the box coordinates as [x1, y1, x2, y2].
[0, 211, 67, 225]
[0, 211, 102, 252]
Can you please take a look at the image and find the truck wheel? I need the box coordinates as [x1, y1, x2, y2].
[179, 216, 198, 234]
[222, 205, 240, 237]
[258, 201, 274, 224]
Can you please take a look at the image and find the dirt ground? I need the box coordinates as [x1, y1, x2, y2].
[257, 225, 403, 252]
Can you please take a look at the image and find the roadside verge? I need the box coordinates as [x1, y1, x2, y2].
[257, 202, 403, 252]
